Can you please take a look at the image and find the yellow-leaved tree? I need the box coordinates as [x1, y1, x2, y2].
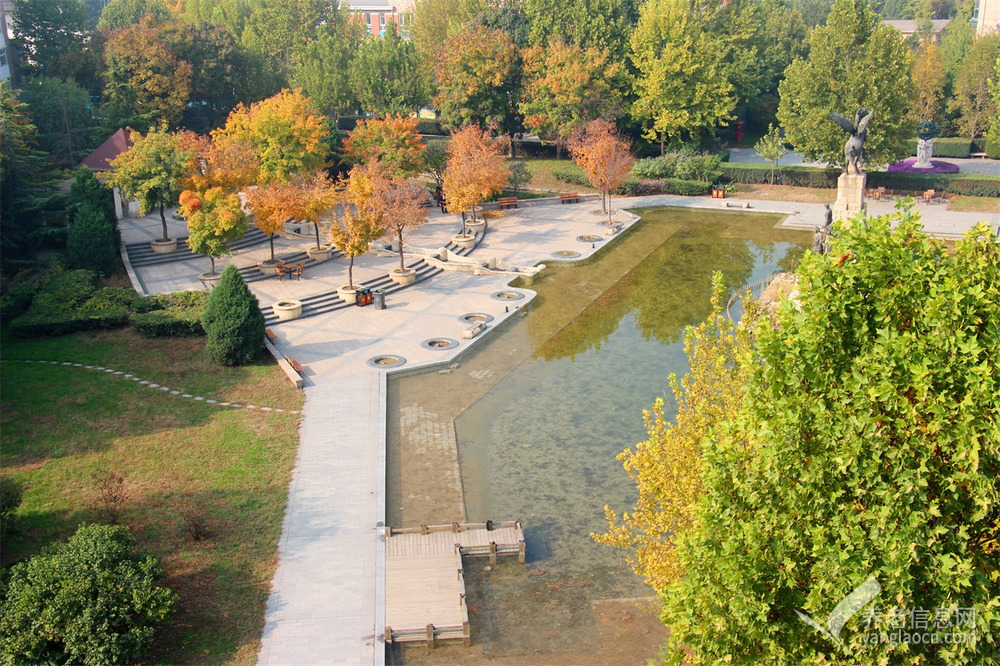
[593, 275, 753, 591]
[442, 125, 509, 235]
[569, 119, 634, 224]
[330, 161, 391, 290]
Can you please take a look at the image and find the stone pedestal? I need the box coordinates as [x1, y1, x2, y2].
[914, 138, 935, 168]
[832, 172, 867, 223]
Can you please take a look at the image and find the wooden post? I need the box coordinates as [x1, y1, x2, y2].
[463, 621, 471, 646]
[420, 524, 428, 535]
[518, 539, 526, 564]
[385, 626, 393, 644]
[489, 542, 497, 566]
[426, 624, 436, 648]
[451, 522, 459, 533]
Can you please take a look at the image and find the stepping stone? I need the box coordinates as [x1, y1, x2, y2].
[105, 369, 114, 373]
[114, 371, 123, 375]
[51, 361, 59, 365]
[219, 402, 230, 406]
[131, 377, 140, 381]
[140, 380, 150, 385]
[74, 363, 82, 367]
[206, 399, 216, 404]
[182, 394, 192, 398]
[260, 407, 272, 411]
[171, 391, 179, 395]
[194, 396, 204, 401]
[274, 409, 284, 413]
[62, 362, 72, 365]
[230, 404, 242, 408]
[149, 383, 159, 388]
[85, 365, 93, 369]
[245, 405, 256, 409]
[124, 374, 132, 378]
[160, 386, 170, 391]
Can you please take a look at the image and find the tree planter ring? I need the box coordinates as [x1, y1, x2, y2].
[452, 234, 476, 249]
[307, 246, 333, 262]
[151, 238, 178, 254]
[338, 285, 358, 304]
[466, 219, 486, 231]
[389, 268, 416, 285]
[259, 260, 280, 276]
[198, 272, 222, 288]
[272, 300, 303, 320]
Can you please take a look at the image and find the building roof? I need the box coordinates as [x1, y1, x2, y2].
[77, 128, 133, 171]
[883, 19, 951, 35]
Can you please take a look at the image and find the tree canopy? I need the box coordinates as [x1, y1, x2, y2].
[777, 0, 916, 168]
[351, 24, 427, 117]
[442, 124, 509, 228]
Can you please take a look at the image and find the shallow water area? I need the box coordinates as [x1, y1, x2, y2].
[387, 206, 807, 661]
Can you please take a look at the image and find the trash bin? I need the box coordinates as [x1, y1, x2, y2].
[356, 287, 372, 307]
[373, 289, 386, 310]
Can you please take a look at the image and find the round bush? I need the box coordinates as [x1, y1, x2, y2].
[67, 204, 117, 276]
[201, 264, 265, 366]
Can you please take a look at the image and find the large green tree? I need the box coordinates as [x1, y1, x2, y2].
[290, 22, 364, 123]
[11, 0, 91, 79]
[19, 76, 99, 166]
[0, 524, 176, 664]
[97, 0, 171, 29]
[523, 0, 631, 59]
[948, 35, 1000, 140]
[778, 0, 915, 169]
[639, 210, 1000, 663]
[630, 0, 734, 153]
[351, 24, 427, 117]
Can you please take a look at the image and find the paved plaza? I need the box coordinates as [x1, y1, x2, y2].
[120, 195, 998, 665]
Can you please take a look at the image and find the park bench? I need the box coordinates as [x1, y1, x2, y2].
[497, 196, 518, 209]
[560, 192, 580, 204]
[284, 355, 305, 373]
[463, 323, 486, 339]
[265, 328, 278, 343]
[605, 223, 623, 236]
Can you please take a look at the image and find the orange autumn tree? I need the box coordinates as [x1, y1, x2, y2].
[287, 170, 338, 252]
[442, 125, 509, 234]
[330, 161, 391, 290]
[343, 114, 426, 176]
[569, 119, 634, 224]
[379, 177, 430, 275]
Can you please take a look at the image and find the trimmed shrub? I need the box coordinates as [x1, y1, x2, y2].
[0, 278, 41, 320]
[69, 167, 116, 228]
[0, 524, 176, 664]
[67, 203, 118, 276]
[10, 309, 130, 338]
[908, 137, 972, 158]
[32, 270, 98, 310]
[415, 119, 446, 135]
[131, 309, 204, 337]
[631, 152, 722, 182]
[987, 138, 1000, 159]
[868, 172, 1000, 197]
[83, 287, 143, 313]
[201, 265, 264, 366]
[721, 163, 842, 188]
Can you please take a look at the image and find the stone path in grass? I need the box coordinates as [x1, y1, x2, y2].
[0, 360, 300, 414]
[125, 195, 997, 666]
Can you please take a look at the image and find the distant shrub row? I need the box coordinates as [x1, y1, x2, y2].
[907, 137, 974, 158]
[720, 163, 1000, 197]
[551, 165, 711, 196]
[4, 269, 209, 339]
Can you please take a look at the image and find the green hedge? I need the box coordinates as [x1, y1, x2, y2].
[551, 166, 640, 194]
[634, 178, 712, 196]
[721, 163, 842, 188]
[131, 308, 204, 337]
[415, 120, 446, 135]
[908, 137, 972, 158]
[987, 138, 1000, 159]
[10, 309, 130, 338]
[867, 172, 1000, 197]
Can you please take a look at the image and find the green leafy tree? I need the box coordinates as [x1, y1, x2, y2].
[986, 54, 1000, 156]
[343, 114, 426, 175]
[351, 24, 427, 117]
[778, 0, 916, 169]
[240, 0, 339, 72]
[97, 0, 171, 29]
[938, 0, 975, 82]
[424, 142, 449, 189]
[201, 264, 265, 366]
[434, 25, 523, 136]
[179, 186, 248, 275]
[0, 86, 63, 257]
[948, 35, 1000, 140]
[912, 40, 947, 123]
[630, 0, 734, 154]
[330, 161, 392, 289]
[69, 167, 117, 234]
[653, 211, 1000, 663]
[410, 0, 483, 92]
[67, 202, 118, 276]
[11, 0, 91, 78]
[524, 0, 630, 59]
[106, 125, 193, 242]
[755, 124, 788, 184]
[290, 23, 363, 123]
[508, 159, 531, 196]
[19, 76, 98, 166]
[0, 523, 176, 664]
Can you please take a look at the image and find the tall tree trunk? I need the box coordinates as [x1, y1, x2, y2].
[660, 132, 665, 157]
[314, 222, 322, 250]
[607, 192, 613, 226]
[269, 234, 275, 262]
[159, 200, 168, 241]
[398, 230, 405, 272]
[210, 256, 216, 274]
[348, 255, 355, 288]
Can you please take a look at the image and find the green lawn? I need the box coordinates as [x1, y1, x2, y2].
[0, 328, 303, 664]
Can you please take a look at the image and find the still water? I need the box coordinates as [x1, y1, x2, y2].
[387, 207, 807, 657]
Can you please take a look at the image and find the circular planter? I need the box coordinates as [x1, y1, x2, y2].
[452, 234, 476, 249]
[338, 285, 358, 304]
[259, 260, 280, 276]
[198, 272, 222, 288]
[491, 290, 525, 302]
[389, 268, 416, 285]
[458, 312, 495, 324]
[421, 337, 459, 351]
[366, 354, 406, 369]
[151, 238, 178, 254]
[466, 219, 486, 231]
[307, 246, 333, 262]
[272, 300, 303, 321]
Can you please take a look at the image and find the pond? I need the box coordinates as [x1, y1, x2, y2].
[386, 206, 808, 660]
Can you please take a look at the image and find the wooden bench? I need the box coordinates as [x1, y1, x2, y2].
[560, 192, 580, 204]
[265, 328, 278, 342]
[283, 355, 305, 373]
[497, 196, 518, 210]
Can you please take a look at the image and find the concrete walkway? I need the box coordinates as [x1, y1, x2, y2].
[123, 195, 998, 665]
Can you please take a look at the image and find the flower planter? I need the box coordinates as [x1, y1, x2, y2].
[466, 219, 486, 231]
[272, 300, 303, 320]
[338, 285, 358, 304]
[451, 234, 476, 249]
[198, 272, 222, 288]
[307, 246, 333, 262]
[151, 238, 177, 254]
[389, 268, 416, 285]
[259, 260, 280, 276]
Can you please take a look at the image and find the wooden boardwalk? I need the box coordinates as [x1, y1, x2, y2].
[385, 521, 525, 646]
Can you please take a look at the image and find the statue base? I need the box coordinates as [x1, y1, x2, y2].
[833, 172, 867, 223]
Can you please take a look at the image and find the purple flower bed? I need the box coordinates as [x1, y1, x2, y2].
[887, 158, 959, 174]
